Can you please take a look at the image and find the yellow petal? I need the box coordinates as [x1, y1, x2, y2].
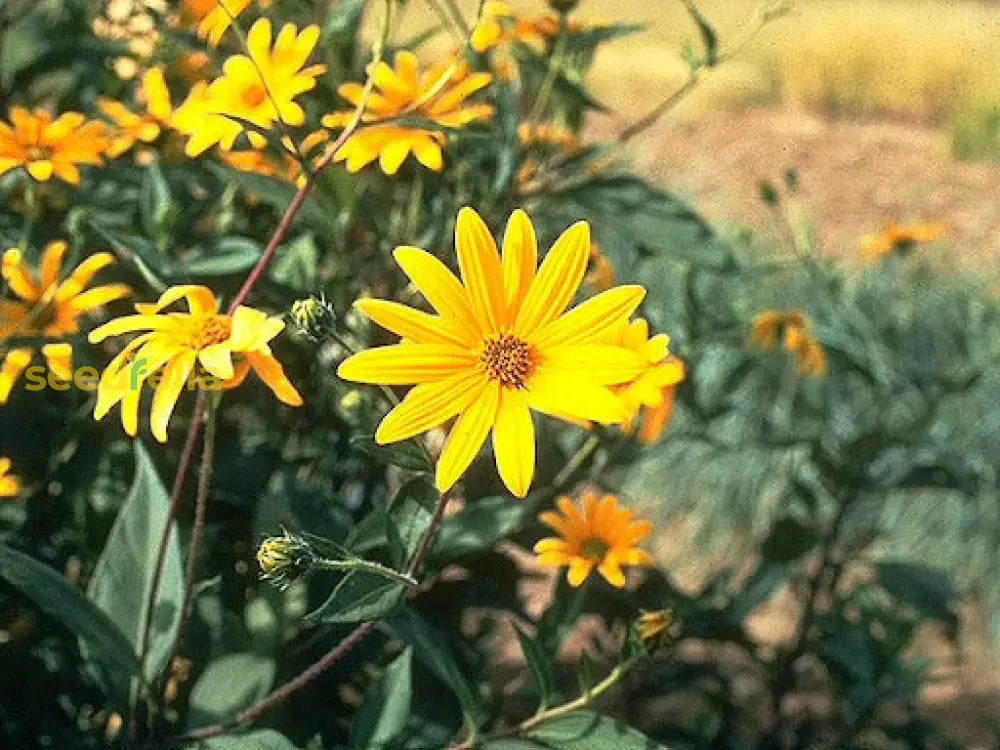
[435, 382, 499, 493]
[0, 348, 32, 404]
[150, 351, 196, 442]
[527, 369, 627, 425]
[455, 207, 506, 331]
[338, 343, 473, 385]
[2, 249, 39, 302]
[375, 370, 487, 444]
[533, 538, 569, 555]
[501, 209, 537, 318]
[54, 252, 115, 302]
[93, 334, 153, 420]
[41, 343, 73, 381]
[543, 344, 648, 385]
[230, 306, 283, 352]
[39, 241, 67, 292]
[492, 386, 534, 498]
[198, 342, 234, 379]
[567, 558, 593, 587]
[532, 285, 646, 350]
[394, 246, 479, 338]
[597, 557, 626, 587]
[378, 136, 411, 175]
[356, 299, 467, 348]
[149, 285, 218, 315]
[514, 221, 590, 338]
[247, 351, 303, 406]
[68, 284, 130, 314]
[27, 159, 54, 181]
[88, 314, 172, 342]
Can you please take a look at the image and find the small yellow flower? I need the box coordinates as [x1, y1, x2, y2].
[611, 318, 685, 444]
[749, 310, 826, 378]
[337, 207, 649, 497]
[182, 0, 253, 46]
[172, 19, 326, 157]
[471, 1, 513, 53]
[0, 457, 21, 498]
[220, 130, 328, 189]
[89, 285, 303, 442]
[859, 220, 945, 261]
[534, 491, 654, 587]
[636, 609, 672, 651]
[0, 242, 129, 402]
[98, 68, 174, 158]
[0, 108, 108, 184]
[322, 51, 492, 175]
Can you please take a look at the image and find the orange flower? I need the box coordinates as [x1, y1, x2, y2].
[98, 68, 173, 157]
[749, 310, 826, 378]
[859, 221, 945, 261]
[0, 108, 107, 184]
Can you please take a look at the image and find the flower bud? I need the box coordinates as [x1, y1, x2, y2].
[289, 295, 337, 342]
[636, 609, 673, 652]
[257, 531, 315, 589]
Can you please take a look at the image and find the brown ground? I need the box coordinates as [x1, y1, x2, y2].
[587, 105, 1000, 273]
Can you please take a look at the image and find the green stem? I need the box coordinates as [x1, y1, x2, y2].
[553, 434, 600, 489]
[527, 13, 569, 122]
[314, 557, 418, 588]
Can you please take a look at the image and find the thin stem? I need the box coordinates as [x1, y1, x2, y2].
[553, 434, 600, 489]
[526, 13, 568, 123]
[165, 392, 222, 679]
[314, 557, 418, 588]
[407, 488, 450, 578]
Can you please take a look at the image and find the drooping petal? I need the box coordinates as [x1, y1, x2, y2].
[88, 314, 173, 342]
[567, 558, 594, 587]
[455, 207, 505, 331]
[338, 343, 473, 385]
[375, 370, 488, 444]
[435, 381, 500, 493]
[355, 299, 469, 347]
[597, 556, 626, 587]
[527, 369, 627, 425]
[54, 252, 116, 302]
[147, 284, 218, 316]
[67, 284, 130, 314]
[393, 246, 479, 339]
[2, 249, 39, 302]
[150, 350, 197, 442]
[501, 209, 537, 318]
[41, 343, 73, 381]
[198, 341, 234, 379]
[93, 334, 153, 420]
[492, 386, 534, 498]
[514, 221, 590, 338]
[247, 351, 303, 405]
[0, 349, 32, 404]
[230, 305, 283, 352]
[531, 285, 646, 350]
[39, 241, 67, 292]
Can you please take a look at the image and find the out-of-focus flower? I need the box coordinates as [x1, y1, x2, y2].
[610, 318, 685, 443]
[518, 121, 580, 153]
[182, 0, 253, 46]
[0, 108, 107, 184]
[0, 457, 21, 498]
[636, 609, 673, 651]
[0, 242, 129, 402]
[99, 69, 174, 157]
[859, 220, 945, 261]
[535, 490, 654, 587]
[322, 51, 492, 175]
[471, 1, 514, 53]
[172, 19, 325, 157]
[749, 309, 826, 377]
[92, 0, 163, 78]
[584, 242, 615, 291]
[89, 285, 302, 442]
[337, 207, 648, 497]
[220, 130, 328, 189]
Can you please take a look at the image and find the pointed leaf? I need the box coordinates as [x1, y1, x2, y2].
[187, 653, 276, 728]
[349, 648, 413, 750]
[528, 711, 672, 750]
[514, 625, 555, 709]
[308, 570, 404, 624]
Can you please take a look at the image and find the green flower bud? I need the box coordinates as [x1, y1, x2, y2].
[290, 295, 337, 342]
[257, 531, 315, 589]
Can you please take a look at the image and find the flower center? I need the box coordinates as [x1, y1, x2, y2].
[25, 146, 49, 162]
[189, 315, 232, 350]
[480, 332, 535, 389]
[242, 83, 268, 109]
[580, 537, 610, 562]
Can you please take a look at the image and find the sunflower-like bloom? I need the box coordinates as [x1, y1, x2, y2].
[181, 0, 254, 46]
[0, 457, 20, 498]
[321, 51, 493, 175]
[749, 310, 826, 377]
[172, 19, 325, 157]
[89, 285, 302, 442]
[98, 68, 173, 158]
[859, 220, 945, 261]
[0, 241, 129, 403]
[612, 318, 685, 444]
[337, 207, 648, 497]
[0, 108, 108, 184]
[534, 491, 654, 587]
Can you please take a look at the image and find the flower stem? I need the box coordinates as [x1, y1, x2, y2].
[553, 434, 600, 489]
[314, 557, 418, 588]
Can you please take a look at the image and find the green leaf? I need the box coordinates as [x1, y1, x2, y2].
[484, 742, 548, 750]
[725, 560, 792, 625]
[349, 434, 432, 473]
[349, 647, 413, 750]
[514, 625, 556, 709]
[270, 233, 319, 291]
[432, 495, 530, 560]
[186, 729, 299, 750]
[759, 517, 818, 563]
[308, 570, 404, 624]
[139, 159, 175, 249]
[186, 653, 276, 728]
[0, 544, 141, 680]
[528, 711, 671, 749]
[386, 606, 480, 721]
[88, 441, 183, 682]
[680, 0, 718, 66]
[874, 561, 958, 627]
[388, 478, 435, 569]
[183, 237, 263, 276]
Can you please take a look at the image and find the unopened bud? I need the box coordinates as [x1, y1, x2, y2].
[257, 530, 315, 589]
[636, 609, 673, 652]
[290, 295, 337, 342]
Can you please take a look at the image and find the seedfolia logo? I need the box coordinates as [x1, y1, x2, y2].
[23, 358, 225, 392]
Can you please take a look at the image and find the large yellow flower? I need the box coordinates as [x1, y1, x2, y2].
[172, 19, 325, 157]
[89, 285, 302, 442]
[322, 51, 492, 175]
[337, 207, 648, 497]
[98, 68, 174, 158]
[534, 491, 654, 587]
[0, 108, 107, 184]
[0, 241, 129, 403]
[181, 0, 253, 46]
[0, 457, 20, 498]
[612, 318, 685, 444]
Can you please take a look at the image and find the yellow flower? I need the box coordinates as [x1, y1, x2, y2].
[0, 108, 108, 184]
[534, 491, 654, 587]
[471, 1, 513, 53]
[0, 457, 20, 498]
[182, 0, 253, 46]
[636, 608, 672, 651]
[89, 285, 303, 442]
[0, 242, 129, 402]
[98, 68, 174, 157]
[859, 220, 945, 261]
[220, 130, 328, 189]
[749, 310, 826, 378]
[337, 207, 649, 497]
[322, 51, 492, 175]
[611, 318, 685, 444]
[172, 19, 325, 157]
